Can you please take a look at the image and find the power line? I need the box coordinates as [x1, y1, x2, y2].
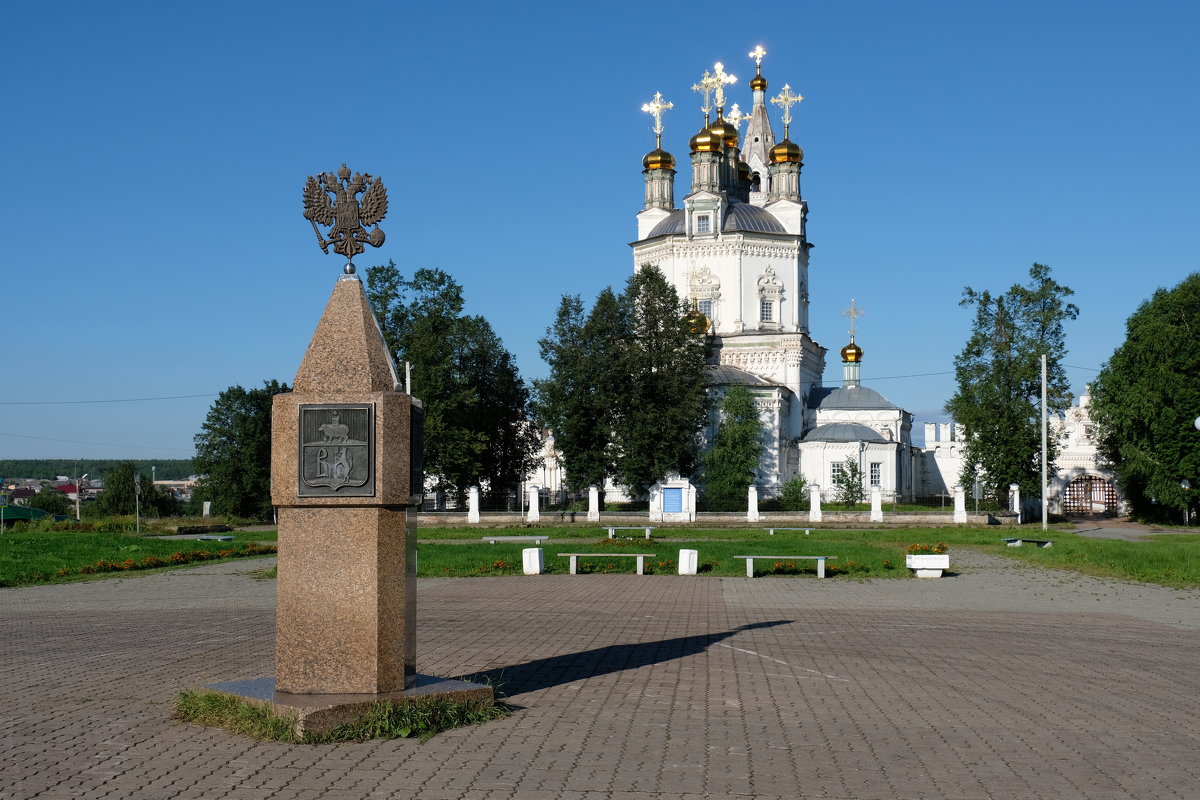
[0, 430, 194, 453]
[862, 371, 953, 381]
[1064, 363, 1102, 373]
[0, 393, 218, 406]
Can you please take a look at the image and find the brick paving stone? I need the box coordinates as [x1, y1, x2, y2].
[1, 553, 1198, 798]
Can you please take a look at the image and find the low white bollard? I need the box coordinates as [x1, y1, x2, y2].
[678, 548, 698, 575]
[522, 548, 544, 575]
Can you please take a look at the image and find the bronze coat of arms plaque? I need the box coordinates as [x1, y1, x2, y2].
[298, 404, 374, 496]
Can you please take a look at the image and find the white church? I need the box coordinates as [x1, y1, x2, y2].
[629, 49, 919, 501]
[534, 47, 1122, 514]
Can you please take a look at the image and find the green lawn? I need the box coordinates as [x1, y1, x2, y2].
[4, 525, 1196, 589]
[0, 531, 277, 587]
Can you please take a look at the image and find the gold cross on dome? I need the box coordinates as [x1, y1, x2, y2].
[749, 45, 767, 68]
[692, 69, 717, 117]
[641, 92, 673, 138]
[711, 61, 737, 109]
[842, 299, 864, 339]
[771, 83, 804, 132]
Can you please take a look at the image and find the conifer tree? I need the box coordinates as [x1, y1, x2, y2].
[699, 385, 763, 511]
[1090, 273, 1200, 520]
[945, 264, 1078, 505]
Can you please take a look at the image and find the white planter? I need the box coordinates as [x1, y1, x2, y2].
[906, 553, 949, 578]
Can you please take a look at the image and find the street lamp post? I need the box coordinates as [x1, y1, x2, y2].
[76, 474, 88, 521]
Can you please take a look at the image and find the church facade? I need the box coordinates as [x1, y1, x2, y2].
[631, 50, 916, 500]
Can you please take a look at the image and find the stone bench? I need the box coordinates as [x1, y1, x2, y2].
[606, 526, 655, 539]
[766, 527, 812, 536]
[1002, 537, 1053, 548]
[482, 535, 549, 545]
[732, 555, 837, 578]
[558, 553, 656, 575]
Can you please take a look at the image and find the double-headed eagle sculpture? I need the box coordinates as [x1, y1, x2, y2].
[302, 164, 388, 274]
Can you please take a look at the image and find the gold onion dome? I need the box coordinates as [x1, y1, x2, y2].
[750, 73, 767, 91]
[710, 114, 738, 149]
[684, 307, 710, 334]
[840, 341, 864, 362]
[770, 138, 803, 164]
[643, 147, 676, 170]
[690, 124, 722, 153]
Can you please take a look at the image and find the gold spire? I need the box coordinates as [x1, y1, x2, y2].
[641, 91, 676, 168]
[840, 298, 864, 362]
[748, 45, 768, 91]
[769, 83, 804, 163]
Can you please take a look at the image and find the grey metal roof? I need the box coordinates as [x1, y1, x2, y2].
[643, 202, 787, 239]
[723, 202, 786, 234]
[802, 422, 888, 443]
[646, 209, 686, 238]
[809, 385, 898, 410]
[704, 364, 780, 387]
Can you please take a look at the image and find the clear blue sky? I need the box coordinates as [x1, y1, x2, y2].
[3, 0, 1197, 460]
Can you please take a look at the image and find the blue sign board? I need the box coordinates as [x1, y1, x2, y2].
[663, 487, 683, 514]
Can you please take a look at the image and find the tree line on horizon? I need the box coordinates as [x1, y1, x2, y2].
[0, 459, 195, 483]
[181, 259, 1199, 524]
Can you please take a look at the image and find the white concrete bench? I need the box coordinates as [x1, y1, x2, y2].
[766, 527, 812, 536]
[1002, 537, 1053, 547]
[732, 555, 837, 578]
[482, 535, 549, 545]
[558, 553, 656, 575]
[606, 526, 655, 539]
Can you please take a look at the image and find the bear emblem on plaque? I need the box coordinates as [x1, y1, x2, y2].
[299, 404, 374, 496]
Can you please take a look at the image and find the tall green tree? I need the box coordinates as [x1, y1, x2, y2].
[92, 461, 175, 517]
[699, 385, 763, 510]
[945, 264, 1078, 504]
[193, 380, 289, 519]
[536, 266, 709, 499]
[1090, 273, 1200, 520]
[535, 291, 620, 493]
[611, 265, 709, 496]
[366, 262, 540, 496]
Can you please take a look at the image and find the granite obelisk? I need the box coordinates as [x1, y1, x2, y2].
[270, 274, 421, 694]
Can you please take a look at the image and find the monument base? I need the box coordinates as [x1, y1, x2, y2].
[206, 674, 494, 737]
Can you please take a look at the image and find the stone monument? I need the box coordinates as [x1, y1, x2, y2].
[208, 165, 490, 735]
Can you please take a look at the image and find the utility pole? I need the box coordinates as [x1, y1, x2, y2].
[1041, 354, 1048, 532]
[76, 474, 88, 521]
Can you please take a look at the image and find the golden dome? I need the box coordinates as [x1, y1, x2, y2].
[643, 147, 676, 170]
[690, 124, 722, 153]
[770, 137, 803, 164]
[750, 73, 767, 91]
[684, 307, 711, 335]
[840, 341, 863, 362]
[710, 115, 738, 149]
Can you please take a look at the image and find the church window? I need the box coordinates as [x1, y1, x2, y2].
[696, 214, 711, 233]
[760, 301, 773, 322]
[831, 462, 845, 482]
[698, 299, 713, 318]
[870, 463, 881, 486]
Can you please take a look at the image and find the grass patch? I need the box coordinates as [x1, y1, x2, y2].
[0, 532, 277, 587]
[992, 533, 1200, 588]
[173, 689, 510, 743]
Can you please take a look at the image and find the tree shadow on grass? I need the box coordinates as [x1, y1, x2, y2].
[457, 620, 792, 697]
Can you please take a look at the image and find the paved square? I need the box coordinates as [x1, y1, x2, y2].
[1, 550, 1197, 799]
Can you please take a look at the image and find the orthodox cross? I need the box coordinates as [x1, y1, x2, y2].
[641, 91, 673, 147]
[726, 103, 746, 134]
[692, 69, 717, 118]
[770, 83, 803, 137]
[711, 61, 737, 110]
[842, 299, 864, 340]
[748, 44, 767, 69]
